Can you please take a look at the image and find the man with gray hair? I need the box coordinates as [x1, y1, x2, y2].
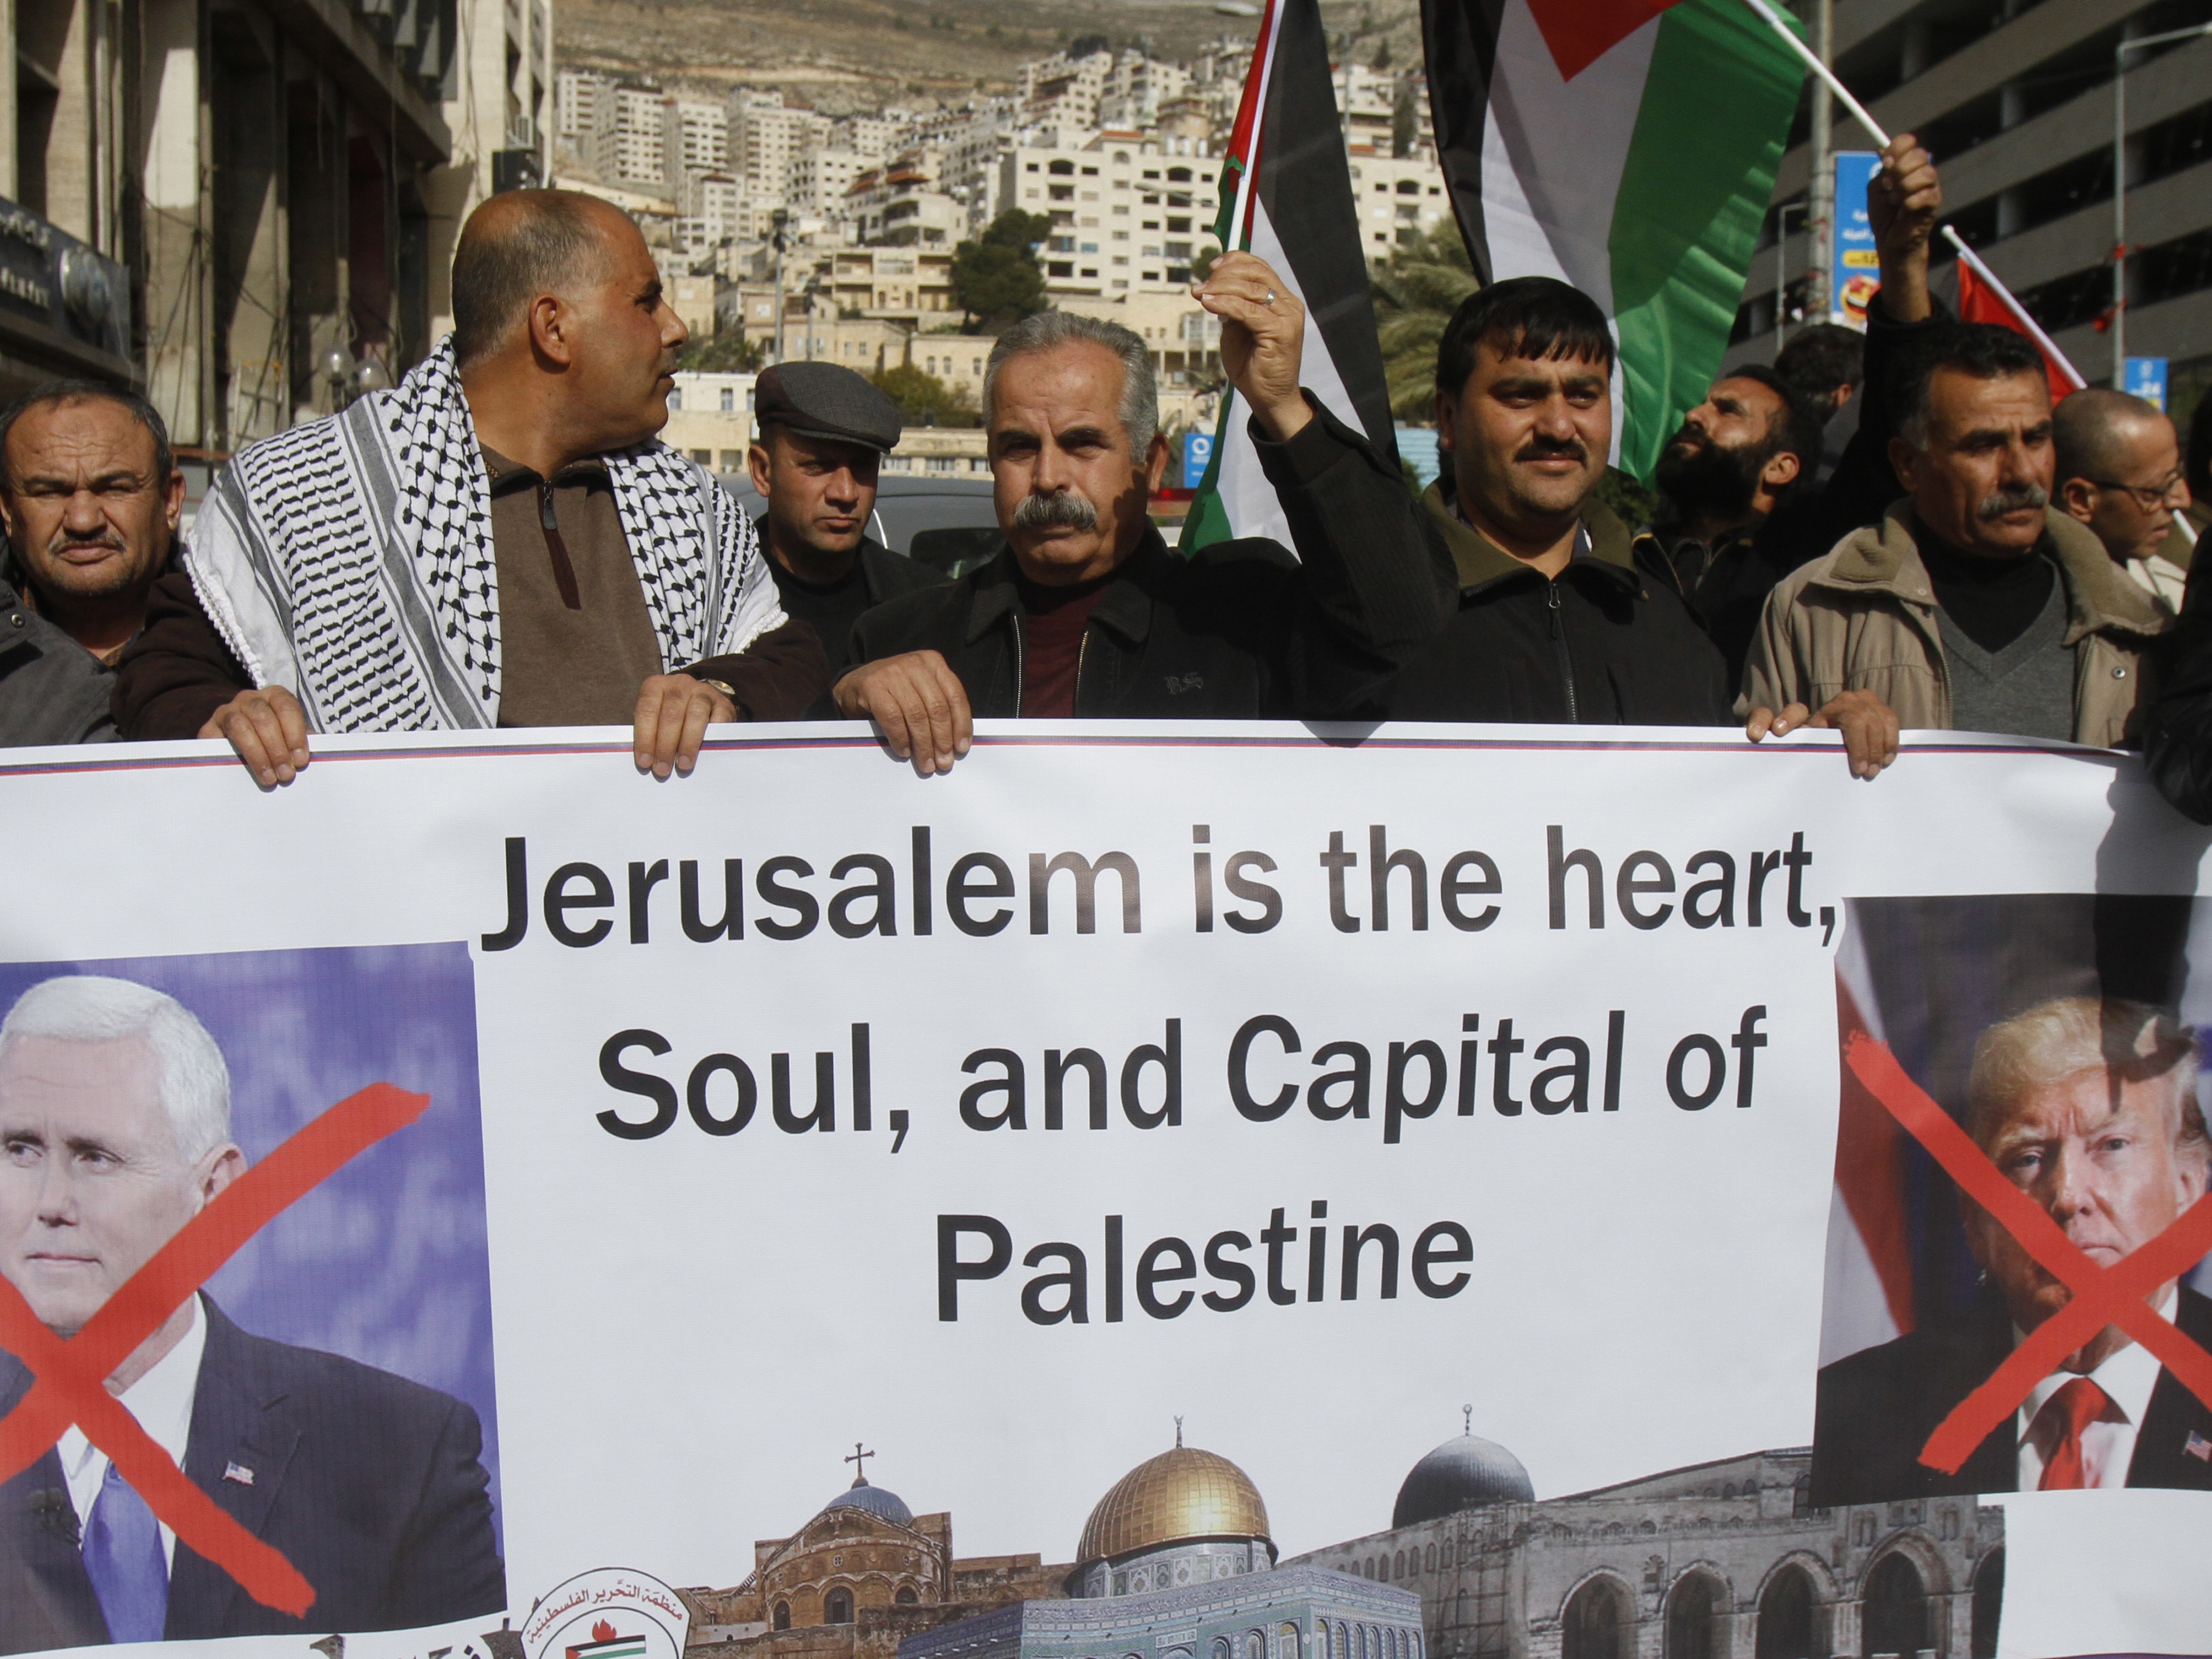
[833, 251, 1447, 771]
[1811, 996, 2212, 1505]
[2054, 387, 2191, 613]
[114, 188, 824, 783]
[0, 975, 504, 1648]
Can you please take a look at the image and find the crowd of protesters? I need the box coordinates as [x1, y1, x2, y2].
[4, 136, 2212, 820]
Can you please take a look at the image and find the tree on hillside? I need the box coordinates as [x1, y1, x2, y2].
[871, 364, 980, 427]
[951, 209, 1052, 333]
[675, 329, 764, 374]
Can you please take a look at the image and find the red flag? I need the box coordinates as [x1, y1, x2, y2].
[1955, 253, 2088, 403]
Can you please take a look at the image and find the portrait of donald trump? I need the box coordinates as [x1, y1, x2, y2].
[0, 973, 505, 1652]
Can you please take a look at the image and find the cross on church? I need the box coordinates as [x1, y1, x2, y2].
[846, 1442, 875, 1483]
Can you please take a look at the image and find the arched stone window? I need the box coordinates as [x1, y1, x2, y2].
[1246, 1631, 1265, 1659]
[773, 1604, 791, 1632]
[1279, 1622, 1302, 1659]
[1213, 1636, 1232, 1659]
[1862, 1555, 1928, 1659]
[1424, 1545, 1436, 1574]
[1562, 1578, 1633, 1659]
[1333, 1622, 1348, 1659]
[1755, 1566, 1816, 1659]
[1394, 1551, 1406, 1580]
[1971, 1550, 2004, 1659]
[1665, 1574, 1724, 1659]
[896, 1588, 919, 1607]
[825, 1588, 854, 1626]
[1454, 1591, 1468, 1628]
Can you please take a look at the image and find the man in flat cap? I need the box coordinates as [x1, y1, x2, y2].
[748, 362, 947, 713]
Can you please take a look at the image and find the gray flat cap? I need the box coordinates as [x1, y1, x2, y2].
[754, 361, 903, 453]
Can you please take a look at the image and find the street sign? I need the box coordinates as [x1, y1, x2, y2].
[1831, 151, 1880, 331]
[1183, 431, 1215, 488]
[2125, 356, 2169, 411]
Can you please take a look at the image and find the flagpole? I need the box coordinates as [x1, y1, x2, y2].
[1226, 0, 1286, 255]
[1732, 0, 2088, 388]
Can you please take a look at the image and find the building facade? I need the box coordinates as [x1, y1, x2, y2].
[1000, 137, 1220, 301]
[1733, 0, 2212, 403]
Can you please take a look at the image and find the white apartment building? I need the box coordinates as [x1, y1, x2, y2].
[664, 98, 729, 187]
[731, 91, 832, 201]
[1002, 133, 1220, 300]
[847, 151, 965, 248]
[910, 335, 996, 408]
[556, 68, 603, 143]
[833, 113, 901, 159]
[613, 85, 666, 185]
[795, 149, 871, 220]
[1344, 155, 1453, 253]
[664, 372, 757, 474]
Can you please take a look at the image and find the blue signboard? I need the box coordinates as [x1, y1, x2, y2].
[1831, 151, 1880, 331]
[2125, 356, 2169, 412]
[1183, 431, 1215, 488]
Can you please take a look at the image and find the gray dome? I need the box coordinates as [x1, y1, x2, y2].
[1392, 1433, 1533, 1526]
[822, 1478, 914, 1527]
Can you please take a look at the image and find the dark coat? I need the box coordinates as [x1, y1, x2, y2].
[0, 1298, 505, 1653]
[0, 581, 114, 748]
[1380, 484, 1730, 725]
[758, 529, 949, 717]
[2141, 555, 2212, 818]
[1808, 1285, 2212, 1507]
[847, 403, 1448, 719]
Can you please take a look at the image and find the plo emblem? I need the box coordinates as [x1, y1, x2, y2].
[524, 1568, 692, 1659]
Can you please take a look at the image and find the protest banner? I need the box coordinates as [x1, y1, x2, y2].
[1, 722, 2206, 1659]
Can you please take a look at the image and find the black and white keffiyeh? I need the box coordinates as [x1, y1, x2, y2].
[186, 337, 783, 731]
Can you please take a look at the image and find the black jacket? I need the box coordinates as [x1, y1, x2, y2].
[1380, 483, 1730, 725]
[1809, 1285, 2212, 1507]
[1635, 519, 1790, 693]
[2140, 556, 2212, 818]
[847, 402, 1448, 719]
[0, 1298, 505, 1651]
[0, 580, 114, 748]
[759, 530, 949, 717]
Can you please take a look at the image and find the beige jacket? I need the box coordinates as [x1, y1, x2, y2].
[1739, 504, 2172, 747]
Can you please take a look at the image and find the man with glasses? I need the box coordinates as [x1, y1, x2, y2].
[0, 384, 183, 745]
[2054, 388, 2190, 613]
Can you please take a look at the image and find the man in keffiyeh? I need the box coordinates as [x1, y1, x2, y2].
[113, 190, 826, 784]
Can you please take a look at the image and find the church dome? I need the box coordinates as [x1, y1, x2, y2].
[1392, 1428, 1533, 1527]
[1077, 1443, 1270, 1564]
[821, 1477, 914, 1528]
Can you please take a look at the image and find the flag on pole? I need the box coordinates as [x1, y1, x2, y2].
[1951, 239, 2089, 403]
[1420, 0, 1806, 480]
[1180, 0, 1399, 553]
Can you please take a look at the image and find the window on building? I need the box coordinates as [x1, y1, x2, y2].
[689, 449, 711, 466]
[719, 450, 743, 471]
[1081, 165, 1098, 176]
[1050, 184, 1075, 201]
[1049, 158, 1075, 174]
[1167, 166, 1191, 181]
[1396, 178, 1420, 194]
[1048, 261, 1074, 278]
[1143, 168, 1159, 179]
[825, 1588, 854, 1625]
[719, 387, 735, 411]
[666, 386, 684, 410]
[896, 1588, 919, 1607]
[1080, 267, 1097, 278]
[1026, 161, 1040, 172]
[773, 1605, 791, 1632]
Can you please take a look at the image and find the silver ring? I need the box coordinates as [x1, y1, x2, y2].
[1264, 289, 1277, 307]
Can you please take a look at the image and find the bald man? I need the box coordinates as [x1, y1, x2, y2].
[114, 190, 823, 781]
[2055, 388, 2190, 612]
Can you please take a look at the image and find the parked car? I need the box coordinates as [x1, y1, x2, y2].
[718, 473, 1003, 580]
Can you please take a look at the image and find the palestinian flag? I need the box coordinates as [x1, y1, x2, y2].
[1180, 0, 1399, 553]
[1950, 238, 2087, 402]
[1421, 0, 1805, 480]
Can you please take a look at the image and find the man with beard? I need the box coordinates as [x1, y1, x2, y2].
[1373, 276, 1730, 726]
[832, 252, 1445, 770]
[114, 190, 824, 781]
[0, 386, 180, 745]
[1640, 365, 1824, 684]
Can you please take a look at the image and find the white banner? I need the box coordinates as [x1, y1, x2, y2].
[1, 723, 2206, 1659]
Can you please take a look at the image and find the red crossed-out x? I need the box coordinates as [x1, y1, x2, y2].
[0, 1083, 428, 1617]
[1843, 1035, 2212, 1474]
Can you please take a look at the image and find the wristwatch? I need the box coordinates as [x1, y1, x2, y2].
[694, 677, 746, 716]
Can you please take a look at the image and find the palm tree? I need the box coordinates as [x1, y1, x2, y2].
[1369, 225, 1478, 420]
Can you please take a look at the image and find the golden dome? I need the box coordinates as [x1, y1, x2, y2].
[1076, 1444, 1271, 1564]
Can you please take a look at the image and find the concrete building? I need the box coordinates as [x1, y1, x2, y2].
[847, 152, 964, 249]
[1343, 157, 1452, 257]
[1284, 1431, 2003, 1659]
[885, 426, 989, 479]
[821, 246, 955, 329]
[425, 0, 556, 345]
[909, 334, 995, 409]
[732, 91, 831, 203]
[612, 84, 666, 186]
[1734, 0, 2212, 404]
[664, 369, 754, 473]
[1001, 136, 1220, 301]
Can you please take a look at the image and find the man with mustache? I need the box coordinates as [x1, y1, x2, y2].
[1639, 365, 1825, 685]
[1744, 136, 2170, 758]
[113, 190, 824, 781]
[0, 387, 181, 746]
[1375, 276, 1730, 725]
[832, 252, 1445, 769]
